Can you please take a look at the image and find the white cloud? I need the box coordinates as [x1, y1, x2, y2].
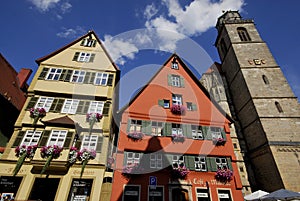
[144, 3, 158, 20]
[28, 0, 61, 12]
[60, 2, 72, 14]
[56, 26, 86, 39]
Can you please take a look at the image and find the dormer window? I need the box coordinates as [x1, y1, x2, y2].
[171, 57, 179, 69]
[81, 38, 96, 47]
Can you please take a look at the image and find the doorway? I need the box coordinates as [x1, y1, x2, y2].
[171, 188, 189, 201]
[29, 178, 60, 201]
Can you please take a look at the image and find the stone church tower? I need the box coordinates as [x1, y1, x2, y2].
[213, 11, 300, 192]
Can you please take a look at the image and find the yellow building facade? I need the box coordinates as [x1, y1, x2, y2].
[0, 31, 119, 201]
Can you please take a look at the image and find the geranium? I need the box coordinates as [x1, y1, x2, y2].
[40, 145, 63, 175]
[213, 138, 226, 146]
[215, 168, 233, 183]
[171, 164, 190, 179]
[77, 148, 96, 178]
[29, 108, 46, 126]
[171, 105, 186, 115]
[127, 132, 144, 141]
[13, 144, 37, 176]
[86, 113, 103, 134]
[66, 147, 79, 167]
[171, 133, 185, 143]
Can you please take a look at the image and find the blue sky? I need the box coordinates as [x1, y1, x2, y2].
[1, 0, 299, 106]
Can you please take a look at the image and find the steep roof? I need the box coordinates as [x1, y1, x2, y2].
[35, 30, 119, 71]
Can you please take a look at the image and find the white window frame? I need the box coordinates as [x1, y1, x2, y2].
[81, 134, 98, 150]
[129, 120, 142, 133]
[171, 75, 180, 87]
[126, 152, 141, 166]
[172, 124, 182, 135]
[211, 127, 222, 139]
[195, 188, 210, 201]
[172, 94, 182, 105]
[21, 130, 42, 146]
[192, 125, 203, 140]
[172, 62, 178, 69]
[82, 38, 96, 47]
[61, 99, 80, 114]
[35, 96, 54, 112]
[88, 101, 104, 114]
[47, 130, 67, 147]
[46, 68, 62, 81]
[148, 186, 164, 201]
[151, 121, 163, 136]
[163, 100, 170, 108]
[216, 158, 228, 169]
[71, 70, 86, 83]
[150, 153, 162, 169]
[172, 155, 184, 168]
[78, 52, 91, 62]
[123, 185, 141, 201]
[94, 72, 108, 86]
[195, 156, 206, 171]
[217, 189, 232, 201]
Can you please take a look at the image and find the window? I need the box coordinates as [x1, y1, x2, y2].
[61, 99, 79, 114]
[196, 188, 210, 201]
[123, 185, 140, 201]
[71, 70, 86, 83]
[195, 156, 206, 171]
[210, 127, 222, 139]
[151, 121, 163, 136]
[187, 102, 197, 111]
[172, 94, 182, 105]
[192, 125, 203, 140]
[88, 101, 104, 114]
[164, 100, 170, 108]
[46, 68, 62, 81]
[172, 124, 183, 135]
[216, 157, 228, 169]
[81, 38, 96, 47]
[73, 52, 95, 62]
[129, 120, 142, 132]
[47, 130, 67, 147]
[262, 75, 269, 84]
[172, 155, 184, 168]
[172, 62, 179, 69]
[67, 179, 93, 201]
[150, 153, 162, 169]
[35, 97, 54, 112]
[237, 27, 251, 41]
[275, 101, 283, 113]
[81, 134, 98, 150]
[218, 189, 232, 201]
[148, 186, 164, 201]
[94, 72, 108, 85]
[171, 75, 181, 87]
[21, 130, 42, 146]
[126, 152, 142, 166]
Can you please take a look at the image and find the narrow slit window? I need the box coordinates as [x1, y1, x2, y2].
[275, 101, 283, 113]
[237, 27, 251, 41]
[262, 75, 269, 84]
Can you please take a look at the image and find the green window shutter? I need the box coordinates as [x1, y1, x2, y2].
[75, 135, 83, 150]
[227, 157, 233, 170]
[183, 124, 192, 138]
[107, 74, 114, 86]
[63, 131, 74, 149]
[102, 102, 110, 116]
[158, 99, 164, 107]
[89, 54, 95, 62]
[12, 131, 26, 147]
[221, 127, 227, 141]
[89, 72, 96, 84]
[49, 98, 58, 112]
[38, 130, 51, 147]
[163, 122, 172, 136]
[76, 101, 85, 114]
[64, 70, 73, 82]
[59, 69, 67, 81]
[76, 101, 90, 114]
[123, 151, 128, 166]
[207, 157, 217, 172]
[202, 126, 212, 140]
[80, 39, 85, 46]
[26, 97, 39, 110]
[83, 72, 91, 84]
[127, 119, 131, 133]
[167, 74, 172, 86]
[73, 52, 80, 61]
[165, 154, 173, 167]
[96, 136, 103, 153]
[191, 103, 197, 111]
[141, 153, 150, 169]
[142, 120, 151, 135]
[186, 155, 195, 171]
[83, 101, 90, 114]
[93, 40, 96, 47]
[180, 77, 185, 87]
[55, 99, 64, 113]
[38, 67, 49, 80]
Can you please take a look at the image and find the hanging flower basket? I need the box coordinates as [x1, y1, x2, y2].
[171, 164, 190, 179]
[40, 145, 63, 175]
[30, 108, 46, 126]
[171, 134, 185, 143]
[66, 147, 79, 167]
[213, 138, 226, 146]
[215, 168, 233, 183]
[77, 148, 96, 178]
[86, 113, 103, 134]
[171, 105, 186, 115]
[127, 132, 144, 141]
[13, 144, 37, 176]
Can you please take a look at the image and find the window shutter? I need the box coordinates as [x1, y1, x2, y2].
[186, 156, 195, 171]
[75, 135, 83, 150]
[209, 157, 218, 172]
[49, 98, 58, 112]
[73, 52, 80, 61]
[202, 126, 212, 140]
[142, 120, 151, 135]
[123, 152, 129, 166]
[103, 102, 110, 116]
[63, 131, 74, 149]
[12, 131, 26, 147]
[165, 154, 173, 167]
[127, 119, 131, 133]
[184, 124, 193, 139]
[64, 70, 73, 82]
[80, 39, 85, 46]
[107, 74, 114, 86]
[221, 127, 227, 141]
[227, 157, 233, 170]
[59, 69, 67, 81]
[83, 72, 91, 84]
[55, 99, 64, 113]
[89, 72, 96, 84]
[96, 136, 103, 153]
[158, 99, 164, 107]
[191, 103, 197, 111]
[180, 77, 185, 87]
[26, 96, 39, 110]
[141, 153, 150, 169]
[38, 130, 51, 147]
[163, 122, 172, 136]
[167, 74, 172, 86]
[89, 54, 95, 62]
[38, 68, 49, 80]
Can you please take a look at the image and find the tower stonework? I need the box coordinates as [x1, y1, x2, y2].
[214, 11, 300, 192]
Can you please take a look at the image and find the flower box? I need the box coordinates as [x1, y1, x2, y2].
[40, 145, 63, 175]
[171, 164, 190, 179]
[127, 132, 144, 141]
[213, 138, 226, 146]
[171, 134, 185, 143]
[171, 105, 186, 115]
[29, 108, 46, 126]
[215, 168, 233, 183]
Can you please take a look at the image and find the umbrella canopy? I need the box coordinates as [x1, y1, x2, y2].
[260, 189, 300, 201]
[244, 190, 269, 201]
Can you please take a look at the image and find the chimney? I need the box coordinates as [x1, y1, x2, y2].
[17, 68, 32, 89]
